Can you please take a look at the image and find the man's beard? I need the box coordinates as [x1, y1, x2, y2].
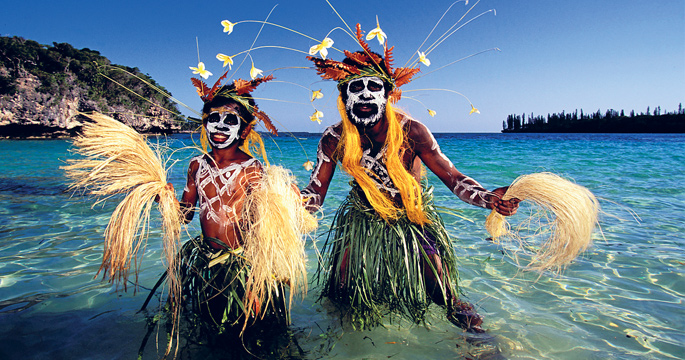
[346, 99, 386, 127]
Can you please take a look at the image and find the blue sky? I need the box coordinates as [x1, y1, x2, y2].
[2, 0, 684, 132]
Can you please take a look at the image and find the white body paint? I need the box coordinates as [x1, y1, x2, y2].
[190, 155, 260, 226]
[301, 126, 340, 206]
[205, 111, 241, 149]
[345, 76, 387, 127]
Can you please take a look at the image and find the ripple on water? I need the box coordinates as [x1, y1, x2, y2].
[1, 134, 684, 359]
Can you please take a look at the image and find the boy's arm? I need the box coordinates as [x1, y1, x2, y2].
[179, 158, 200, 223]
[411, 120, 519, 215]
[301, 127, 339, 212]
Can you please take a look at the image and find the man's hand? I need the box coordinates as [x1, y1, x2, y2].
[490, 186, 520, 216]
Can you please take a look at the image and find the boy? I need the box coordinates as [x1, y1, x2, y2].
[151, 78, 297, 353]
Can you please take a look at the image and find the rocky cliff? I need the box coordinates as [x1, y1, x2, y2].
[0, 36, 184, 138]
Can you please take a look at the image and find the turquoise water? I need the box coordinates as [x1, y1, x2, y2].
[0, 133, 683, 359]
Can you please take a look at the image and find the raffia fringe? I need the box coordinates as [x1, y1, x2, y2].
[485, 172, 599, 271]
[240, 165, 317, 328]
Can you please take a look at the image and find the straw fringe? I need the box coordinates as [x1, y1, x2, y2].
[62, 112, 183, 301]
[485, 172, 599, 271]
[240, 165, 317, 328]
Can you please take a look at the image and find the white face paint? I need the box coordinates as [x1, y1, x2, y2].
[204, 106, 242, 149]
[344, 76, 387, 127]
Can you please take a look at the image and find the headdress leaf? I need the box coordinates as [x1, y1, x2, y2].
[234, 74, 275, 95]
[191, 77, 211, 98]
[254, 110, 278, 135]
[393, 67, 420, 88]
[355, 24, 374, 57]
[206, 71, 230, 101]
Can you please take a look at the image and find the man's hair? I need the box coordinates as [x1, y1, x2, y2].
[334, 95, 430, 225]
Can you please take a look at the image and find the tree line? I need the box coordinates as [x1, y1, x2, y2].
[502, 105, 685, 133]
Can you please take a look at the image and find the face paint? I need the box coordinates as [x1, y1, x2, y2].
[204, 106, 242, 149]
[345, 76, 387, 127]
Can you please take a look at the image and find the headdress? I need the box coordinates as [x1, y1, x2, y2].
[307, 24, 420, 104]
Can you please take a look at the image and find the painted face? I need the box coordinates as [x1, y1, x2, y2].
[345, 76, 387, 127]
[204, 104, 242, 149]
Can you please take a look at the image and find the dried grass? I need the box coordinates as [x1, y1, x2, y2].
[240, 165, 317, 328]
[485, 172, 599, 271]
[62, 112, 182, 301]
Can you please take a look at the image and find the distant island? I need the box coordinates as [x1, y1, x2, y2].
[0, 36, 188, 139]
[502, 106, 685, 133]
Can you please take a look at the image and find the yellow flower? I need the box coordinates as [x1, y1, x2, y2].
[250, 63, 263, 80]
[221, 20, 235, 35]
[311, 89, 323, 102]
[418, 51, 431, 67]
[469, 104, 480, 115]
[366, 17, 386, 45]
[310, 110, 323, 124]
[303, 161, 314, 171]
[308, 38, 334, 59]
[428, 109, 436, 117]
[216, 53, 234, 69]
[189, 62, 212, 79]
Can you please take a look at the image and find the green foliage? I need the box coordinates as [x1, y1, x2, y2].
[0, 74, 15, 94]
[0, 35, 182, 122]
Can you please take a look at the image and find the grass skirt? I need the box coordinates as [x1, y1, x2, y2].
[317, 183, 460, 329]
[139, 236, 296, 357]
[175, 236, 288, 333]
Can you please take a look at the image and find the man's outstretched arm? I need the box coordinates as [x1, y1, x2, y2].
[411, 120, 519, 215]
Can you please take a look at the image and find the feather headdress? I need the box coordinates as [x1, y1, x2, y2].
[307, 23, 420, 104]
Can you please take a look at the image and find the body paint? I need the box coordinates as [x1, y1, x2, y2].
[205, 110, 241, 149]
[345, 76, 387, 127]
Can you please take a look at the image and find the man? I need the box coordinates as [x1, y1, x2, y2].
[302, 28, 519, 332]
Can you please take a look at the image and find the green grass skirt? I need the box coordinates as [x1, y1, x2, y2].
[317, 183, 460, 329]
[176, 236, 288, 332]
[139, 236, 296, 357]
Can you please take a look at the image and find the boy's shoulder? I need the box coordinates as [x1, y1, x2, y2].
[189, 154, 206, 165]
[236, 156, 262, 171]
[189, 153, 262, 172]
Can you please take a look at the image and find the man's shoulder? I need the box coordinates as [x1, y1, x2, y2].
[322, 122, 342, 139]
[319, 122, 342, 149]
[401, 115, 434, 146]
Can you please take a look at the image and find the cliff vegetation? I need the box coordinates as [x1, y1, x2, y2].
[0, 35, 186, 138]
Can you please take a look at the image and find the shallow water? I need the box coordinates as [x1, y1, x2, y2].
[0, 133, 683, 359]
